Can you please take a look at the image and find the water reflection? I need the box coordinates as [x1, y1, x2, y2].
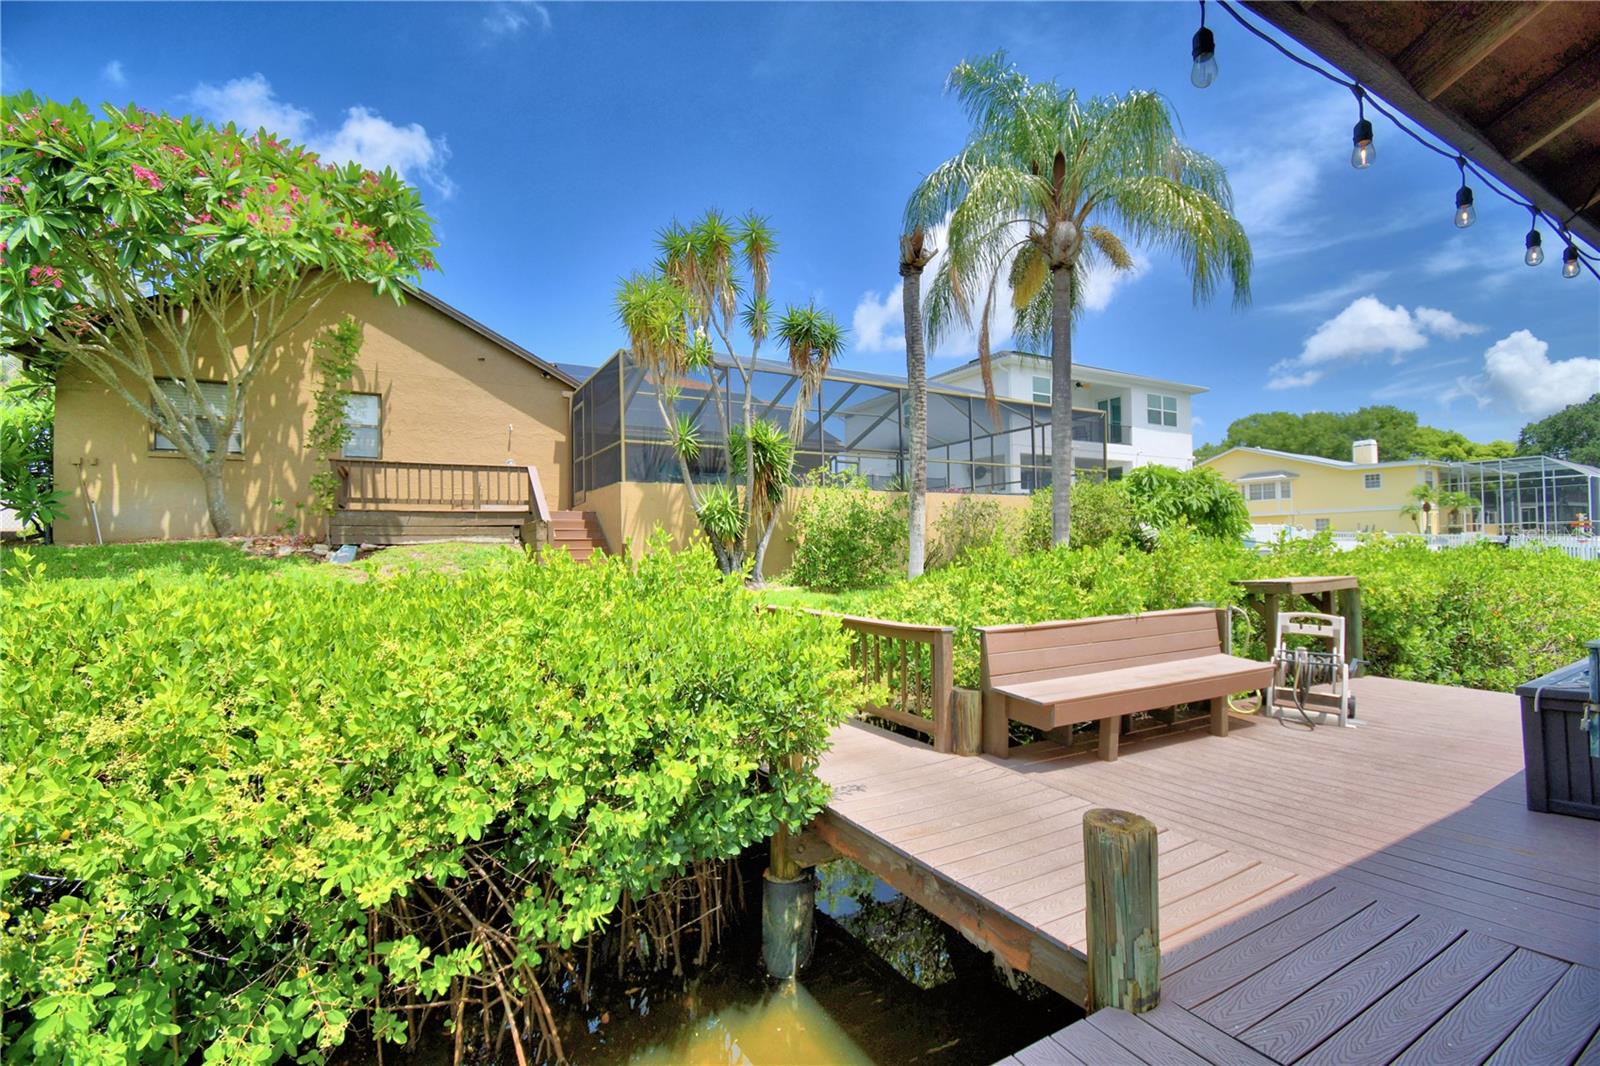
[624, 981, 872, 1066]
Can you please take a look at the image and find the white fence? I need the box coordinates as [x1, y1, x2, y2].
[1248, 525, 1598, 561]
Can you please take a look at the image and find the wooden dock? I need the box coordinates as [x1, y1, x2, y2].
[807, 675, 1600, 1064]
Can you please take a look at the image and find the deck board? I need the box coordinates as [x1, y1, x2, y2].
[810, 675, 1600, 1065]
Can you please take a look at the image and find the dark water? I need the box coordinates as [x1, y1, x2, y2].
[554, 860, 1079, 1065]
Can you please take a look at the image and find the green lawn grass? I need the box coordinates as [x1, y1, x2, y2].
[1, 539, 522, 586]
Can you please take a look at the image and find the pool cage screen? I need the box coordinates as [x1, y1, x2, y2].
[1439, 456, 1600, 535]
[569, 352, 1109, 502]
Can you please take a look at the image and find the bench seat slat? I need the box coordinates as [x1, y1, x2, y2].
[987, 629, 1222, 685]
[995, 653, 1273, 730]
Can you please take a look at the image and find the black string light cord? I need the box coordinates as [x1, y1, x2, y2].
[1212, 0, 1599, 282]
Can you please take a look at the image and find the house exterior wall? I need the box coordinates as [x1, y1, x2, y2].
[582, 480, 1031, 574]
[932, 352, 1200, 473]
[52, 284, 571, 545]
[1200, 449, 1445, 534]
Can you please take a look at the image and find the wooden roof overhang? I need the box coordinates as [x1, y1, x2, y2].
[1243, 1, 1600, 252]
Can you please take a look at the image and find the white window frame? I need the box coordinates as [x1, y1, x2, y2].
[342, 393, 382, 459]
[1364, 473, 1383, 489]
[1314, 518, 1330, 531]
[1032, 376, 1051, 404]
[151, 379, 242, 455]
[1146, 392, 1178, 428]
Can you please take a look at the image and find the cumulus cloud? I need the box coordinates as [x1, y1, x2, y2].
[1446, 330, 1600, 418]
[101, 60, 126, 86]
[1267, 296, 1483, 390]
[847, 218, 1147, 359]
[483, 1, 550, 35]
[187, 74, 453, 198]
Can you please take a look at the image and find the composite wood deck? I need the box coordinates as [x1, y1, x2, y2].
[811, 676, 1600, 1065]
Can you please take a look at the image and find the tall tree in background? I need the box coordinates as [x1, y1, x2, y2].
[1196, 405, 1517, 463]
[907, 52, 1251, 546]
[898, 227, 936, 577]
[0, 94, 437, 536]
[616, 211, 844, 582]
[1518, 394, 1600, 467]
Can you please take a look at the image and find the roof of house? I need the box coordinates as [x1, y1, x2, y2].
[933, 350, 1209, 394]
[1201, 445, 1444, 471]
[402, 285, 580, 389]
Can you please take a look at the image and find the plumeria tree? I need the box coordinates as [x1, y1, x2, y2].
[907, 53, 1251, 546]
[0, 93, 438, 535]
[615, 211, 845, 581]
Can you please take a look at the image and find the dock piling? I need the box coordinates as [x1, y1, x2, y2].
[1083, 808, 1160, 1013]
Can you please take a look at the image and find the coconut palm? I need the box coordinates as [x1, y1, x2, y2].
[899, 228, 937, 578]
[1401, 483, 1481, 533]
[907, 52, 1252, 546]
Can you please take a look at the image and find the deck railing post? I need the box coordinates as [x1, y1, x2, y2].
[931, 628, 955, 754]
[1083, 808, 1160, 1013]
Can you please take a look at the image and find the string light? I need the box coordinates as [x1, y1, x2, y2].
[1202, 0, 1598, 282]
[1191, 0, 1218, 88]
[1350, 89, 1375, 169]
[1453, 158, 1475, 228]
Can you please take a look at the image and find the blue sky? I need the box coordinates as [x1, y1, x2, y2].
[4, 1, 1596, 446]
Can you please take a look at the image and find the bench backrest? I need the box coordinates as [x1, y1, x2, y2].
[978, 607, 1227, 688]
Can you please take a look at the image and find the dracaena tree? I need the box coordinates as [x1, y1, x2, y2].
[0, 93, 438, 536]
[907, 53, 1251, 547]
[615, 211, 844, 582]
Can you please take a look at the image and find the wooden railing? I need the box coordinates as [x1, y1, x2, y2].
[333, 459, 551, 524]
[777, 609, 964, 753]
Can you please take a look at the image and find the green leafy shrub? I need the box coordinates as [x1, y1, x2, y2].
[1123, 464, 1250, 541]
[1260, 535, 1600, 690]
[786, 471, 907, 591]
[1020, 480, 1138, 552]
[931, 494, 1015, 567]
[1, 390, 66, 536]
[1, 540, 854, 1062]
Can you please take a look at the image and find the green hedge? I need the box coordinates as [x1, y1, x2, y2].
[841, 531, 1598, 693]
[1, 542, 854, 1062]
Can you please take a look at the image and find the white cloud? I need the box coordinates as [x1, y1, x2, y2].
[483, 1, 550, 35]
[1079, 255, 1152, 312]
[187, 75, 452, 199]
[1446, 330, 1600, 418]
[853, 286, 903, 354]
[101, 60, 126, 87]
[1266, 270, 1391, 315]
[1267, 295, 1484, 390]
[189, 73, 312, 138]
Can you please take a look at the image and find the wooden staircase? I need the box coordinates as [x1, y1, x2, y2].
[542, 510, 609, 563]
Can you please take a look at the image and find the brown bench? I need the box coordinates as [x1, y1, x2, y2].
[978, 607, 1274, 761]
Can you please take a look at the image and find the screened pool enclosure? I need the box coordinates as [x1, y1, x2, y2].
[569, 352, 1109, 503]
[1439, 455, 1600, 535]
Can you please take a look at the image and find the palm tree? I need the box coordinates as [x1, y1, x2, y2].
[1401, 483, 1481, 533]
[907, 52, 1252, 546]
[899, 228, 937, 578]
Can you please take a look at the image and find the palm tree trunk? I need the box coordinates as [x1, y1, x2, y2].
[1049, 263, 1075, 546]
[903, 262, 930, 578]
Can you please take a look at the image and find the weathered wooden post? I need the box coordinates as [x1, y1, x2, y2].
[763, 754, 815, 980]
[1339, 584, 1364, 666]
[1082, 808, 1160, 1013]
[951, 688, 983, 756]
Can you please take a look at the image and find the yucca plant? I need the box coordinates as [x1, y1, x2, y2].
[730, 418, 797, 577]
[907, 52, 1252, 547]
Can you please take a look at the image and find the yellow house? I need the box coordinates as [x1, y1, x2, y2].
[51, 284, 578, 545]
[1200, 440, 1459, 534]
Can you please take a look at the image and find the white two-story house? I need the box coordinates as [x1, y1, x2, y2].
[932, 351, 1204, 478]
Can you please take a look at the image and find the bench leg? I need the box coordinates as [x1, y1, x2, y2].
[1209, 696, 1229, 737]
[983, 690, 1010, 758]
[1097, 716, 1121, 761]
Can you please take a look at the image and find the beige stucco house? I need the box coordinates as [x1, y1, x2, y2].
[51, 284, 577, 545]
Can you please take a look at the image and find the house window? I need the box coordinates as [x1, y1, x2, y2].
[1364, 473, 1382, 489]
[1279, 480, 1291, 499]
[343, 394, 381, 458]
[1146, 393, 1178, 427]
[1315, 518, 1330, 531]
[151, 379, 242, 454]
[1245, 481, 1286, 501]
[1032, 376, 1051, 404]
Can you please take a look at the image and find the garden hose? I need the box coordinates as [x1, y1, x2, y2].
[1275, 647, 1342, 730]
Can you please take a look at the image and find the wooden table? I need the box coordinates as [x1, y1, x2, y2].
[1234, 575, 1363, 664]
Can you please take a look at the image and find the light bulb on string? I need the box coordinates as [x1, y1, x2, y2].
[1524, 211, 1544, 267]
[1453, 159, 1474, 228]
[1191, 0, 1217, 88]
[1350, 89, 1375, 169]
[1563, 241, 1581, 279]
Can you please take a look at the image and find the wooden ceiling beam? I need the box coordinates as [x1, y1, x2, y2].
[1242, 0, 1600, 251]
[1396, 2, 1551, 101]
[1486, 49, 1600, 162]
